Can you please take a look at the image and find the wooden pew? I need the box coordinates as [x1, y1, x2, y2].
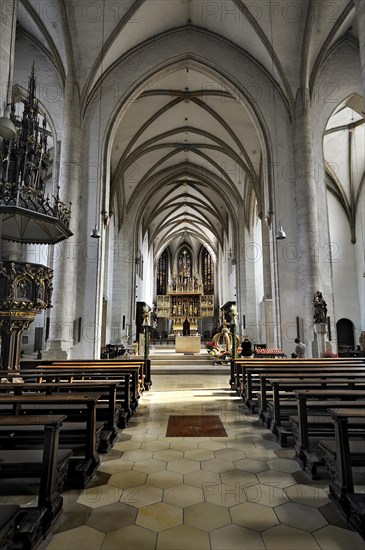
[258, 374, 365, 427]
[236, 359, 365, 395]
[263, 374, 365, 433]
[0, 380, 123, 451]
[22, 358, 147, 394]
[3, 365, 138, 417]
[244, 366, 365, 410]
[290, 390, 365, 478]
[233, 357, 365, 394]
[0, 393, 101, 488]
[319, 409, 365, 538]
[0, 415, 72, 548]
[0, 505, 21, 550]
[32, 364, 141, 410]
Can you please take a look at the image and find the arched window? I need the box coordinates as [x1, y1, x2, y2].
[177, 248, 192, 284]
[157, 250, 168, 295]
[202, 248, 214, 294]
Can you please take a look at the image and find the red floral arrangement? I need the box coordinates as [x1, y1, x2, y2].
[255, 348, 284, 355]
[321, 351, 338, 358]
[205, 341, 218, 351]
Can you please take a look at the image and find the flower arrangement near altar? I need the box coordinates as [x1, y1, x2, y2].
[205, 341, 217, 352]
[205, 341, 221, 357]
[255, 348, 285, 356]
[321, 351, 338, 358]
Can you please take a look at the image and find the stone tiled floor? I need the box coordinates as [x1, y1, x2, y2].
[41, 374, 364, 550]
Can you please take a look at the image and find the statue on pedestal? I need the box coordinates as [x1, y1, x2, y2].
[313, 291, 327, 323]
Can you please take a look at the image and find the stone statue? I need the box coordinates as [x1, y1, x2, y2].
[313, 291, 327, 323]
[360, 331, 365, 352]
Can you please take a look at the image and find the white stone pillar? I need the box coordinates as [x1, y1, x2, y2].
[110, 218, 133, 345]
[294, 89, 321, 358]
[0, 1, 19, 262]
[0, 0, 17, 116]
[44, 74, 81, 358]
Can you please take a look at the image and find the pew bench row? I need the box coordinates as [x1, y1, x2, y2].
[0, 360, 149, 549]
[231, 359, 365, 539]
[0, 415, 71, 550]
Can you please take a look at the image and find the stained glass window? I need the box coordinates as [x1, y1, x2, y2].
[157, 250, 168, 295]
[202, 248, 214, 294]
[177, 248, 192, 285]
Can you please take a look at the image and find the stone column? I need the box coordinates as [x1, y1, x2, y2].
[354, 0, 365, 110]
[0, 0, 17, 116]
[259, 220, 274, 346]
[44, 73, 81, 358]
[0, 1, 20, 262]
[294, 89, 321, 357]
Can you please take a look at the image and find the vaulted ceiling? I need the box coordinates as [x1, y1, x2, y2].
[16, 0, 360, 257]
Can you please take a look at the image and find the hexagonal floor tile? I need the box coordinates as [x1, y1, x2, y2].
[99, 449, 123, 463]
[253, 440, 281, 450]
[234, 458, 269, 473]
[147, 470, 183, 489]
[136, 502, 182, 531]
[245, 483, 289, 508]
[98, 459, 134, 475]
[267, 458, 301, 473]
[184, 448, 215, 461]
[141, 440, 169, 451]
[101, 525, 156, 550]
[169, 440, 199, 451]
[274, 448, 296, 459]
[87, 502, 137, 532]
[113, 440, 142, 452]
[313, 524, 365, 549]
[244, 448, 277, 460]
[201, 458, 234, 473]
[164, 484, 203, 507]
[108, 470, 147, 490]
[284, 484, 330, 508]
[122, 484, 163, 509]
[220, 469, 258, 487]
[167, 458, 201, 474]
[204, 481, 247, 508]
[226, 440, 259, 451]
[147, 426, 167, 435]
[184, 469, 221, 490]
[198, 440, 227, 451]
[257, 470, 296, 488]
[120, 449, 153, 462]
[319, 501, 357, 530]
[234, 434, 263, 443]
[132, 433, 158, 442]
[275, 502, 328, 532]
[122, 426, 149, 435]
[214, 448, 246, 461]
[154, 449, 184, 461]
[230, 501, 279, 531]
[77, 484, 124, 509]
[156, 524, 210, 550]
[55, 502, 92, 534]
[46, 526, 105, 550]
[132, 459, 167, 474]
[211, 524, 265, 549]
[262, 524, 321, 549]
[185, 502, 230, 531]
[160, 437, 184, 443]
